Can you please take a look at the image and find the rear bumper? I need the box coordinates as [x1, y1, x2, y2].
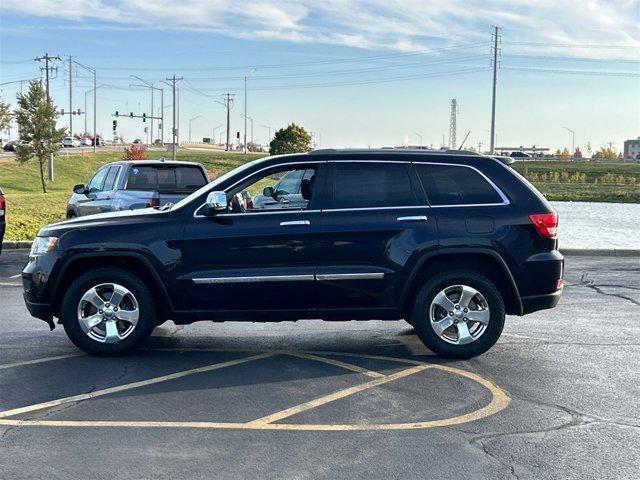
[520, 289, 562, 315]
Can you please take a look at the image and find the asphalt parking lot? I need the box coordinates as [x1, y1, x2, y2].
[0, 252, 639, 479]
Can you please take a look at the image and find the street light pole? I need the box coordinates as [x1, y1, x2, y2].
[413, 132, 423, 146]
[260, 125, 272, 146]
[244, 76, 247, 153]
[189, 115, 202, 143]
[562, 126, 575, 156]
[211, 124, 223, 144]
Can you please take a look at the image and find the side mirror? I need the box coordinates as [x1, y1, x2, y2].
[263, 186, 275, 198]
[204, 191, 227, 215]
[73, 184, 87, 194]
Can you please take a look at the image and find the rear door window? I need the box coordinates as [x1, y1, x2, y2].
[331, 162, 415, 209]
[126, 166, 208, 193]
[102, 166, 120, 191]
[415, 164, 504, 206]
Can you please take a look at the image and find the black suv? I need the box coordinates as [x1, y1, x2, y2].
[22, 150, 563, 358]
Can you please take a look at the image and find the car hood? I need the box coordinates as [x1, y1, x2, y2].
[38, 208, 164, 236]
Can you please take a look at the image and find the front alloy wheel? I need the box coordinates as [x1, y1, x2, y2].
[77, 283, 140, 343]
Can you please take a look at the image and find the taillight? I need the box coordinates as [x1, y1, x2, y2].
[529, 212, 558, 238]
[0, 194, 5, 218]
[146, 195, 160, 208]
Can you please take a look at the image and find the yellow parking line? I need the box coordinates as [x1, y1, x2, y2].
[305, 350, 426, 365]
[246, 364, 431, 426]
[0, 352, 274, 419]
[285, 352, 385, 378]
[0, 353, 85, 370]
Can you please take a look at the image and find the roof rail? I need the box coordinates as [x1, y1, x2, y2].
[308, 148, 481, 156]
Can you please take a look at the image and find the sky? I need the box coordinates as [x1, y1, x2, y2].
[0, 0, 639, 153]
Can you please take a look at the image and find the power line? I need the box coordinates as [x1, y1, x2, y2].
[501, 66, 640, 77]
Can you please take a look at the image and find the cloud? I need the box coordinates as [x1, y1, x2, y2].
[3, 0, 639, 58]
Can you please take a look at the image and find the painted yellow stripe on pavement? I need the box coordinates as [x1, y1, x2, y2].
[0, 352, 274, 419]
[246, 364, 431, 426]
[0, 353, 85, 370]
[285, 352, 385, 378]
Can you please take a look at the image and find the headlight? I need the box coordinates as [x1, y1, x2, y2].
[30, 236, 58, 256]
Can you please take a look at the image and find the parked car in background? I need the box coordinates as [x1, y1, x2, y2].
[510, 151, 532, 158]
[80, 137, 91, 146]
[132, 139, 143, 144]
[66, 160, 209, 218]
[3, 141, 17, 152]
[0, 187, 5, 255]
[62, 137, 81, 148]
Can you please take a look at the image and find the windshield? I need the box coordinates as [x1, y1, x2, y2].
[171, 158, 265, 211]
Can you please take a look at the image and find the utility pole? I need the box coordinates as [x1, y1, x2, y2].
[164, 75, 182, 159]
[35, 53, 61, 180]
[243, 76, 248, 153]
[490, 26, 500, 155]
[449, 99, 458, 149]
[73, 59, 97, 152]
[222, 93, 234, 151]
[164, 75, 182, 160]
[68, 55, 73, 138]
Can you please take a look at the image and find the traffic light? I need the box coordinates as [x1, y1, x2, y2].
[76, 108, 82, 115]
[60, 109, 65, 115]
[115, 111, 119, 117]
[113, 120, 117, 131]
[130, 112, 133, 118]
[236, 131, 240, 139]
[142, 113, 146, 123]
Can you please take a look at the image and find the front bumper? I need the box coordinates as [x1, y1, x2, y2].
[22, 251, 60, 328]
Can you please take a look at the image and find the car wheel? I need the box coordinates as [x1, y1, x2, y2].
[61, 267, 156, 355]
[67, 211, 76, 219]
[411, 270, 505, 359]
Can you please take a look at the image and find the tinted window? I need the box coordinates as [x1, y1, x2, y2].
[126, 166, 207, 193]
[332, 163, 414, 208]
[103, 166, 120, 191]
[87, 167, 109, 192]
[415, 164, 503, 205]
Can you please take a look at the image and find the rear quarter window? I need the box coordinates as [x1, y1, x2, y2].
[126, 166, 208, 193]
[415, 164, 504, 206]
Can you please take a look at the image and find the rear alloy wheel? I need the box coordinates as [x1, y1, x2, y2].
[411, 271, 505, 358]
[61, 267, 156, 355]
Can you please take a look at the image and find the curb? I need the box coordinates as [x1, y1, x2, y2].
[2, 242, 639, 257]
[2, 241, 32, 250]
[560, 248, 640, 257]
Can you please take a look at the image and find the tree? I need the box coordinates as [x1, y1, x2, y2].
[560, 147, 571, 159]
[573, 147, 583, 159]
[593, 146, 618, 160]
[14, 80, 66, 193]
[122, 144, 148, 160]
[0, 99, 10, 133]
[269, 123, 312, 155]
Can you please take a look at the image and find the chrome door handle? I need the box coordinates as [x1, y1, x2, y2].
[280, 220, 310, 226]
[397, 216, 428, 222]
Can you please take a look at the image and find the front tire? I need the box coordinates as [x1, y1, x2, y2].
[61, 267, 156, 355]
[411, 270, 505, 359]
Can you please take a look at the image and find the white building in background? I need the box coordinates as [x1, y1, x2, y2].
[623, 137, 640, 158]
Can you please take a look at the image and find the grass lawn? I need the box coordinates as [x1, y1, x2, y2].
[0, 151, 638, 241]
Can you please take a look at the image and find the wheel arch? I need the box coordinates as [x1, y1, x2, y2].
[52, 252, 173, 322]
[401, 248, 523, 316]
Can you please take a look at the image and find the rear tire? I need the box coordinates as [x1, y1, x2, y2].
[61, 267, 156, 355]
[411, 270, 505, 359]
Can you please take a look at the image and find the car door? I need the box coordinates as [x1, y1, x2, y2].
[178, 162, 328, 313]
[92, 166, 121, 213]
[314, 160, 438, 310]
[76, 166, 109, 216]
